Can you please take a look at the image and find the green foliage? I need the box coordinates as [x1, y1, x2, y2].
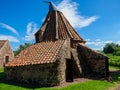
[103, 43, 115, 54]
[113, 46, 120, 56]
[14, 43, 32, 56]
[106, 54, 120, 66]
[103, 43, 120, 66]
[112, 74, 120, 82]
[103, 43, 120, 56]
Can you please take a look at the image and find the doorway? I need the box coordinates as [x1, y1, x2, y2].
[66, 59, 73, 82]
[5, 56, 9, 64]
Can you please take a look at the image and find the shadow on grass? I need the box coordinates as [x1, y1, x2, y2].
[0, 72, 4, 80]
[109, 70, 120, 82]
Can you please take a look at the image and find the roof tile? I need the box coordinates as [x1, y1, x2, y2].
[6, 40, 65, 67]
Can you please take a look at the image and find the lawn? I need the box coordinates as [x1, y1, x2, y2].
[0, 68, 116, 90]
[106, 54, 120, 66]
[35, 80, 114, 90]
[109, 66, 120, 70]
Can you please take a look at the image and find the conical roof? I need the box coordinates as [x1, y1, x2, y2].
[5, 2, 85, 67]
[35, 2, 85, 43]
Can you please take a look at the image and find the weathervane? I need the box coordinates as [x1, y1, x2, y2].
[43, 1, 58, 11]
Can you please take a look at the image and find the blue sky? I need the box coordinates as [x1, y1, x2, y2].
[0, 0, 120, 50]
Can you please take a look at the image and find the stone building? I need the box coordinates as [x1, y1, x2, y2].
[5, 2, 109, 86]
[0, 40, 14, 67]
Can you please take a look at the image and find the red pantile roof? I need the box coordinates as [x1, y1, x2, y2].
[35, 11, 85, 43]
[0, 40, 7, 49]
[6, 40, 65, 67]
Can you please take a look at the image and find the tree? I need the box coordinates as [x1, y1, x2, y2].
[103, 43, 115, 54]
[14, 43, 32, 56]
[103, 43, 120, 55]
[113, 45, 120, 56]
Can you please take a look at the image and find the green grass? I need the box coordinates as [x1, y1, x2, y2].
[106, 54, 120, 66]
[109, 66, 120, 70]
[0, 83, 33, 90]
[0, 80, 115, 90]
[0, 68, 4, 72]
[36, 80, 115, 90]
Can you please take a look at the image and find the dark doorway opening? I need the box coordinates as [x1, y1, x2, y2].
[5, 56, 9, 64]
[66, 59, 73, 82]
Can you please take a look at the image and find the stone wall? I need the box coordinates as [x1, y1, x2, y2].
[4, 39, 70, 86]
[56, 39, 71, 84]
[87, 58, 108, 77]
[4, 63, 60, 86]
[78, 54, 108, 77]
[0, 41, 14, 67]
[77, 44, 109, 78]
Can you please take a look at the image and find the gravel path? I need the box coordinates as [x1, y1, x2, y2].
[116, 84, 120, 90]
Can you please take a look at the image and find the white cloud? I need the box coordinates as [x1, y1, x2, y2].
[86, 39, 113, 46]
[96, 39, 101, 42]
[85, 38, 91, 41]
[24, 22, 38, 41]
[86, 39, 113, 50]
[57, 0, 99, 29]
[116, 41, 120, 45]
[0, 34, 19, 42]
[0, 22, 19, 35]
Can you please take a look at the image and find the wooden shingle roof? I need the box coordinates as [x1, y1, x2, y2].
[35, 3, 85, 43]
[6, 40, 65, 67]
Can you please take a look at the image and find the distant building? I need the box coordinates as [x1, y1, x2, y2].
[5, 2, 109, 86]
[0, 40, 14, 67]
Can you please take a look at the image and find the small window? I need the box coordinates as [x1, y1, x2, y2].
[5, 56, 9, 64]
